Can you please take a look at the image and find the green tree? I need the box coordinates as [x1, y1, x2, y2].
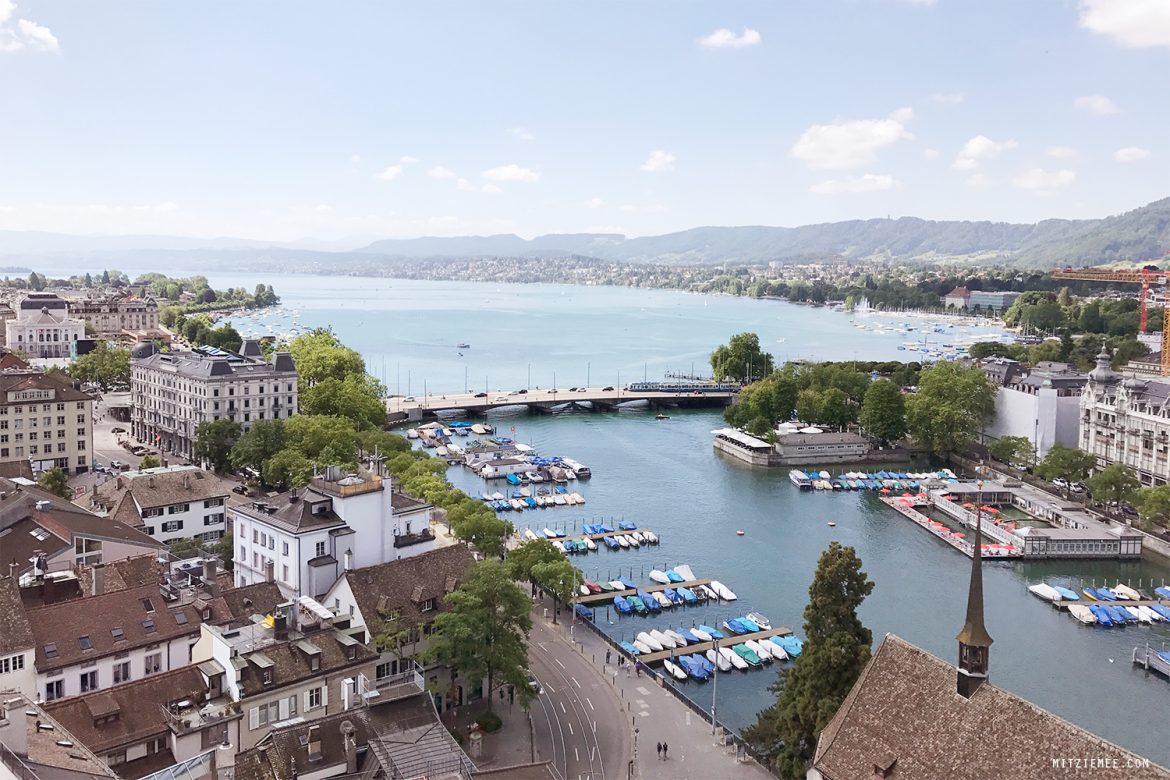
[505, 538, 563, 595]
[168, 537, 205, 558]
[710, 332, 774, 383]
[193, 419, 242, 472]
[858, 379, 906, 444]
[453, 510, 512, 559]
[816, 387, 854, 428]
[1034, 444, 1097, 496]
[988, 435, 1033, 466]
[230, 419, 286, 475]
[69, 344, 131, 391]
[139, 454, 162, 469]
[299, 374, 386, 430]
[283, 414, 358, 462]
[212, 532, 234, 571]
[28, 272, 45, 291]
[425, 560, 534, 713]
[37, 467, 71, 498]
[531, 558, 583, 625]
[795, 388, 822, 425]
[1078, 301, 1106, 333]
[905, 363, 996, 455]
[967, 341, 1018, 360]
[1086, 463, 1140, 513]
[745, 543, 874, 778]
[262, 449, 313, 490]
[288, 329, 366, 388]
[1137, 485, 1170, 531]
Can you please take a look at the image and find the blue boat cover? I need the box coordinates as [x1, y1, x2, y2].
[620, 641, 640, 655]
[1155, 586, 1170, 600]
[619, 576, 636, 589]
[698, 624, 724, 639]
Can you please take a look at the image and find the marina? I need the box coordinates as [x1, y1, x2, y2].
[1132, 644, 1170, 679]
[634, 625, 795, 665]
[575, 577, 717, 606]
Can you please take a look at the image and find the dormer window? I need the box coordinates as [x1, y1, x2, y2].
[78, 635, 92, 651]
[262, 669, 273, 685]
[310, 656, 320, 672]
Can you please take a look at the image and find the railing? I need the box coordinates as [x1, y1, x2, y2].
[160, 700, 235, 735]
[310, 475, 383, 497]
[393, 529, 435, 548]
[0, 740, 38, 780]
[374, 666, 426, 702]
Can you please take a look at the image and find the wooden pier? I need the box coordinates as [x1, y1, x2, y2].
[1132, 644, 1170, 678]
[879, 496, 1021, 559]
[576, 578, 715, 605]
[549, 527, 661, 548]
[635, 626, 794, 664]
[1054, 598, 1170, 611]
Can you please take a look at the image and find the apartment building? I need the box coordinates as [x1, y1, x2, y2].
[983, 359, 1088, 461]
[130, 340, 297, 461]
[0, 693, 117, 780]
[67, 295, 159, 336]
[0, 577, 36, 699]
[6, 294, 86, 359]
[1080, 348, 1170, 485]
[104, 465, 230, 545]
[0, 370, 95, 475]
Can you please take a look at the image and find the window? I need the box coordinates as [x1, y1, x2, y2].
[143, 618, 156, 634]
[268, 535, 274, 550]
[204, 498, 224, 508]
[80, 670, 98, 692]
[262, 669, 273, 685]
[420, 598, 436, 612]
[111, 627, 125, 642]
[107, 751, 127, 767]
[162, 520, 183, 532]
[307, 687, 322, 709]
[141, 597, 155, 612]
[172, 610, 189, 625]
[44, 643, 58, 659]
[0, 654, 25, 674]
[315, 541, 326, 558]
[78, 635, 92, 650]
[282, 542, 289, 555]
[143, 507, 163, 518]
[45, 679, 64, 701]
[168, 503, 190, 514]
[113, 661, 130, 684]
[253, 529, 258, 543]
[144, 653, 162, 675]
[282, 564, 289, 582]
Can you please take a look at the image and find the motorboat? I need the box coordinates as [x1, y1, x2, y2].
[1150, 604, 1170, 621]
[406, 428, 419, 439]
[649, 629, 677, 649]
[732, 644, 761, 667]
[583, 580, 602, 594]
[523, 529, 538, 541]
[653, 592, 673, 609]
[766, 637, 790, 660]
[619, 577, 636, 590]
[616, 535, 630, 549]
[643, 530, 659, 544]
[1068, 604, 1096, 624]
[772, 635, 803, 657]
[633, 639, 653, 654]
[707, 648, 732, 671]
[735, 616, 761, 633]
[1095, 588, 1118, 601]
[1137, 605, 1165, 622]
[698, 624, 724, 640]
[677, 656, 708, 681]
[579, 584, 591, 597]
[632, 532, 645, 544]
[664, 629, 688, 646]
[604, 536, 621, 550]
[552, 541, 565, 553]
[689, 653, 714, 675]
[1082, 588, 1099, 601]
[818, 470, 831, 480]
[698, 585, 720, 601]
[626, 534, 640, 548]
[1114, 584, 1142, 601]
[619, 521, 637, 531]
[1155, 586, 1170, 600]
[610, 579, 627, 591]
[613, 596, 633, 615]
[636, 632, 663, 652]
[677, 627, 702, 644]
[649, 570, 672, 585]
[584, 538, 597, 551]
[1052, 585, 1080, 601]
[639, 593, 661, 613]
[690, 626, 712, 642]
[745, 639, 773, 662]
[709, 580, 737, 601]
[1106, 605, 1132, 624]
[789, 470, 812, 489]
[746, 611, 771, 630]
[722, 618, 749, 635]
[720, 646, 748, 670]
[1028, 583, 1062, 602]
[542, 528, 559, 539]
[1126, 605, 1152, 624]
[630, 597, 648, 616]
[575, 605, 594, 621]
[1088, 604, 1113, 626]
[673, 564, 695, 581]
[676, 587, 698, 604]
[663, 588, 683, 606]
[620, 640, 641, 656]
[662, 659, 688, 681]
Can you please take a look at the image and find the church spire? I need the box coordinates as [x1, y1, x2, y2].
[956, 467, 993, 698]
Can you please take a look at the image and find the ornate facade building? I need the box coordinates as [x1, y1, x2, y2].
[1080, 348, 1170, 486]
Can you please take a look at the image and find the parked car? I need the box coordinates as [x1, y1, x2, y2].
[232, 484, 250, 495]
[568, 387, 578, 392]
[110, 427, 126, 434]
[526, 672, 543, 695]
[1070, 483, 1085, 494]
[403, 396, 415, 402]
[1052, 478, 1068, 489]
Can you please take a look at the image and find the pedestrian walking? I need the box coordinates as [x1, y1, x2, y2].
[656, 743, 662, 760]
[606, 649, 611, 665]
[663, 743, 668, 760]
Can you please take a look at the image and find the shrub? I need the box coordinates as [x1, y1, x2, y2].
[476, 711, 503, 733]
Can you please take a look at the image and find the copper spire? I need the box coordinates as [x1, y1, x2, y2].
[956, 470, 993, 697]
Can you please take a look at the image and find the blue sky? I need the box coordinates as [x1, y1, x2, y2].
[1, 0, 1168, 242]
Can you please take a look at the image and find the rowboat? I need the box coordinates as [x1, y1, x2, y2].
[616, 535, 630, 549]
[1138, 605, 1165, 622]
[613, 596, 632, 615]
[609, 580, 626, 591]
[662, 588, 683, 605]
[639, 593, 661, 613]
[619, 641, 640, 655]
[626, 534, 640, 548]
[1053, 585, 1080, 601]
[643, 531, 659, 543]
[697, 624, 724, 640]
[1089, 604, 1113, 626]
[633, 640, 652, 654]
[524, 529, 538, 541]
[677, 627, 702, 644]
[604, 536, 620, 550]
[677, 656, 708, 681]
[1126, 605, 1152, 623]
[676, 587, 698, 604]
[630, 597, 648, 616]
[584, 538, 597, 551]
[632, 532, 645, 544]
[619, 577, 636, 589]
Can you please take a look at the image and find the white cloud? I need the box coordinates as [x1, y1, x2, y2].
[809, 173, 903, 195]
[923, 148, 940, 160]
[952, 135, 1017, 170]
[901, 0, 937, 5]
[1114, 146, 1151, 162]
[586, 197, 605, 209]
[399, 155, 419, 164]
[1012, 168, 1076, 194]
[791, 108, 914, 170]
[1073, 94, 1118, 115]
[697, 27, 761, 49]
[456, 178, 474, 192]
[1079, 0, 1170, 49]
[481, 164, 541, 182]
[0, 1, 59, 53]
[376, 165, 403, 182]
[427, 165, 456, 179]
[928, 92, 964, 105]
[349, 154, 363, 164]
[481, 184, 503, 195]
[508, 126, 535, 142]
[639, 150, 676, 173]
[1045, 145, 1077, 158]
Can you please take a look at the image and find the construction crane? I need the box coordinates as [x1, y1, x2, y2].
[1051, 266, 1170, 375]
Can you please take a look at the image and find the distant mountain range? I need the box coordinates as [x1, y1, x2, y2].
[3, 197, 1168, 270]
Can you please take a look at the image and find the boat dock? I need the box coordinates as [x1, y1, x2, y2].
[880, 496, 1021, 559]
[1132, 644, 1170, 679]
[636, 625, 794, 664]
[576, 578, 715, 605]
[1055, 598, 1170, 611]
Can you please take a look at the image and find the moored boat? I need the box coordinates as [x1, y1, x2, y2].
[1028, 583, 1062, 602]
[662, 659, 688, 681]
[1068, 604, 1096, 624]
[745, 639, 773, 662]
[720, 646, 748, 670]
[649, 629, 676, 649]
[620, 640, 640, 655]
[1113, 584, 1142, 601]
[649, 570, 671, 585]
[676, 587, 697, 604]
[789, 469, 812, 489]
[636, 631, 663, 652]
[732, 643, 761, 667]
[746, 611, 771, 629]
[707, 648, 732, 671]
[1052, 585, 1080, 601]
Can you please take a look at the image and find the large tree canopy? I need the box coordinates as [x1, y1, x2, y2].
[710, 332, 774, 383]
[905, 362, 995, 455]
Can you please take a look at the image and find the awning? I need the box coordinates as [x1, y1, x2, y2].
[197, 659, 226, 678]
[249, 652, 274, 669]
[298, 595, 334, 621]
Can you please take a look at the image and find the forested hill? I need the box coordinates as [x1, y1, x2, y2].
[360, 197, 1170, 267]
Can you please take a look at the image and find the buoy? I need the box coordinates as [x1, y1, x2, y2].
[827, 521, 837, 527]
[736, 530, 745, 536]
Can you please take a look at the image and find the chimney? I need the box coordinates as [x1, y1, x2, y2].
[307, 725, 322, 763]
[343, 549, 352, 572]
[274, 604, 289, 641]
[202, 558, 220, 597]
[341, 721, 358, 774]
[184, 474, 190, 490]
[263, 559, 274, 584]
[289, 489, 299, 504]
[92, 563, 105, 595]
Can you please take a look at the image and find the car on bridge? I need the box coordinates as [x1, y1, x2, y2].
[602, 386, 614, 391]
[474, 392, 487, 398]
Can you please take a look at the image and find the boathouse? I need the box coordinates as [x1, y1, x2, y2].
[773, 431, 870, 465]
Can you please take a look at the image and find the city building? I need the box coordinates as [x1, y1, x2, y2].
[6, 294, 87, 359]
[0, 576, 37, 699]
[773, 430, 870, 464]
[809, 510, 1168, 779]
[0, 693, 118, 780]
[1081, 348, 1170, 485]
[943, 286, 970, 310]
[941, 287, 1020, 314]
[0, 479, 164, 580]
[983, 359, 1087, 461]
[0, 304, 16, 346]
[321, 544, 476, 714]
[130, 340, 297, 461]
[103, 465, 230, 545]
[231, 466, 436, 598]
[0, 370, 95, 475]
[66, 295, 159, 337]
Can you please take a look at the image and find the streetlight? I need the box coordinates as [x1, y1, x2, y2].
[710, 636, 720, 735]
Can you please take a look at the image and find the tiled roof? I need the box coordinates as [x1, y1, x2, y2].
[43, 666, 205, 754]
[231, 492, 346, 535]
[110, 467, 230, 511]
[813, 634, 1170, 780]
[0, 515, 71, 572]
[0, 370, 94, 402]
[390, 492, 430, 512]
[219, 581, 284, 622]
[78, 554, 164, 596]
[236, 629, 376, 698]
[0, 575, 34, 653]
[342, 544, 475, 637]
[7, 693, 118, 779]
[29, 582, 204, 671]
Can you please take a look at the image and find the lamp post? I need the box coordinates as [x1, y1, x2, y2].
[710, 636, 720, 735]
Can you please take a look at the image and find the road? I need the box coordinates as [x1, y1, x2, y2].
[528, 614, 630, 779]
[384, 386, 734, 416]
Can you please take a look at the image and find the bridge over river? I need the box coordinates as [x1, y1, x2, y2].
[385, 386, 736, 421]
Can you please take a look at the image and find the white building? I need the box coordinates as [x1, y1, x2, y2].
[105, 465, 229, 545]
[130, 339, 297, 461]
[1080, 348, 1170, 486]
[983, 360, 1087, 461]
[0, 370, 95, 475]
[5, 294, 86, 360]
[231, 466, 435, 599]
[0, 577, 36, 699]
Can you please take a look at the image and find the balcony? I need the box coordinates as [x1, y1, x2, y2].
[375, 665, 426, 702]
[394, 528, 436, 549]
[161, 696, 237, 735]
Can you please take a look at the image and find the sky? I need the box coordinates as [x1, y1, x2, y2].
[0, 0, 1168, 243]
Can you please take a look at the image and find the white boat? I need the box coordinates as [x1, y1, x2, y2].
[519, 487, 532, 497]
[1028, 583, 1062, 603]
[766, 639, 789, 661]
[616, 535, 630, 548]
[649, 630, 676, 649]
[633, 640, 653, 655]
[1113, 584, 1142, 601]
[632, 532, 645, 543]
[491, 492, 505, 501]
[673, 564, 695, 581]
[1126, 605, 1152, 623]
[662, 659, 688, 681]
[637, 632, 664, 652]
[609, 580, 626, 591]
[691, 627, 712, 642]
[746, 611, 771, 630]
[664, 629, 688, 646]
[643, 531, 659, 543]
[553, 495, 567, 506]
[649, 570, 671, 585]
[571, 492, 586, 505]
[552, 541, 565, 553]
[543, 528, 558, 539]
[720, 646, 748, 670]
[653, 592, 672, 609]
[436, 447, 448, 457]
[709, 580, 738, 601]
[523, 529, 538, 541]
[626, 534, 640, 548]
[698, 584, 719, 601]
[584, 538, 597, 551]
[406, 429, 419, 439]
[818, 470, 831, 480]
[788, 469, 812, 488]
[706, 648, 732, 671]
[745, 639, 773, 662]
[579, 584, 591, 597]
[1137, 605, 1164, 622]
